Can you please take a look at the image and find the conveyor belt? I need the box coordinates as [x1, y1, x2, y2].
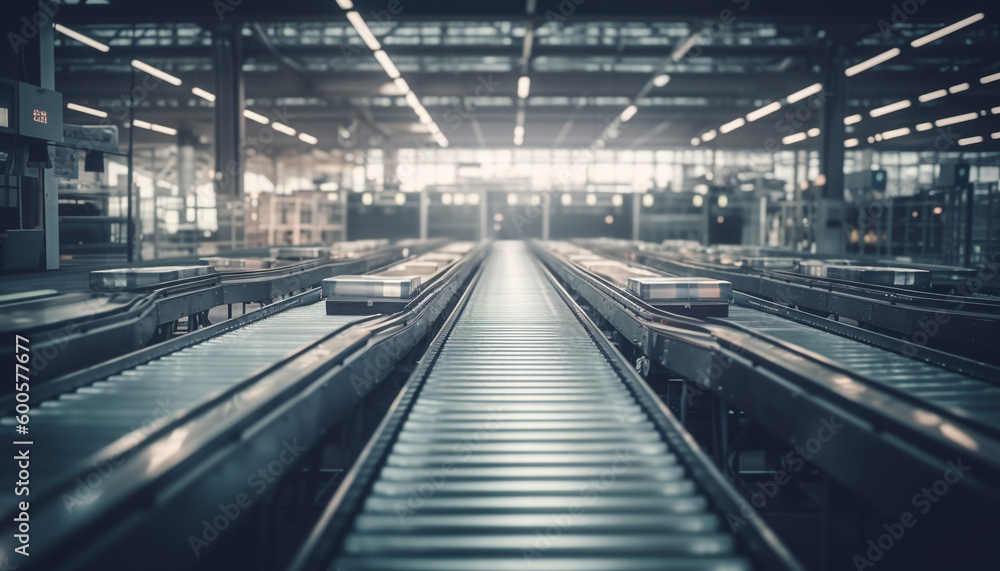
[315, 243, 781, 571]
[724, 306, 1000, 431]
[0, 303, 364, 515]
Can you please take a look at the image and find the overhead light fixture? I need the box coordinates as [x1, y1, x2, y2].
[642, 194, 654, 208]
[191, 87, 216, 102]
[271, 122, 297, 136]
[746, 101, 781, 122]
[346, 11, 380, 51]
[981, 72, 1000, 84]
[881, 127, 911, 140]
[514, 125, 525, 139]
[151, 124, 177, 136]
[373, 50, 399, 78]
[361, 192, 373, 206]
[844, 138, 859, 147]
[701, 129, 717, 142]
[915, 122, 934, 131]
[994, 106, 1000, 115]
[55, 24, 110, 52]
[869, 99, 911, 117]
[671, 34, 700, 62]
[845, 48, 900, 77]
[561, 193, 573, 206]
[131, 60, 183, 86]
[918, 89, 948, 102]
[619, 105, 638, 122]
[935, 112, 978, 127]
[394, 193, 406, 206]
[807, 127, 821, 137]
[719, 117, 745, 134]
[652, 74, 671, 87]
[393, 78, 410, 94]
[243, 109, 270, 124]
[405, 91, 420, 109]
[844, 114, 863, 125]
[949, 83, 971, 94]
[691, 137, 701, 146]
[298, 133, 318, 145]
[427, 122, 441, 135]
[435, 134, 449, 148]
[992, 131, 1000, 140]
[586, 194, 597, 206]
[786, 83, 823, 103]
[335, 0, 353, 9]
[911, 13, 985, 48]
[66, 103, 107, 118]
[612, 194, 624, 207]
[782, 132, 808, 145]
[518, 76, 531, 99]
[958, 135, 983, 146]
[132, 120, 152, 130]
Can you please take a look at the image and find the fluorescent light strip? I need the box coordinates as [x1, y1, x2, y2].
[393, 78, 410, 94]
[845, 48, 900, 77]
[151, 124, 177, 136]
[845, 138, 859, 147]
[130, 60, 182, 86]
[66, 103, 107, 118]
[671, 33, 700, 62]
[436, 134, 449, 148]
[514, 125, 525, 139]
[994, 106, 1000, 115]
[271, 122, 297, 136]
[191, 87, 216, 102]
[935, 112, 979, 127]
[373, 50, 399, 78]
[298, 133, 318, 145]
[807, 127, 821, 137]
[243, 109, 270, 124]
[870, 99, 911, 118]
[652, 74, 671, 87]
[132, 120, 152, 130]
[916, 122, 934, 131]
[782, 132, 808, 145]
[701, 129, 717, 142]
[786, 83, 822, 103]
[949, 83, 970, 94]
[881, 127, 911, 140]
[958, 135, 983, 146]
[982, 72, 1000, 84]
[54, 24, 110, 52]
[992, 131, 1000, 140]
[918, 89, 948, 102]
[518, 76, 531, 99]
[911, 13, 985, 48]
[746, 101, 781, 122]
[335, 0, 353, 8]
[619, 105, 638, 122]
[719, 117, 745, 134]
[691, 138, 700, 146]
[346, 11, 380, 51]
[844, 114, 863, 125]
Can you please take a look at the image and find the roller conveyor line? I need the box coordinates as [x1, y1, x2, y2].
[294, 242, 799, 571]
[0, 303, 365, 515]
[723, 306, 1000, 431]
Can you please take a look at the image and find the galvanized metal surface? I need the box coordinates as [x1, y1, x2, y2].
[727, 306, 1000, 429]
[0, 304, 361, 514]
[333, 243, 752, 571]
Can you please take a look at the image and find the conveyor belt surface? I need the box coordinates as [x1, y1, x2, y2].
[329, 243, 756, 571]
[0, 303, 362, 514]
[725, 306, 1000, 430]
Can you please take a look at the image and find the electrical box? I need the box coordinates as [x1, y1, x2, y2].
[0, 78, 64, 142]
